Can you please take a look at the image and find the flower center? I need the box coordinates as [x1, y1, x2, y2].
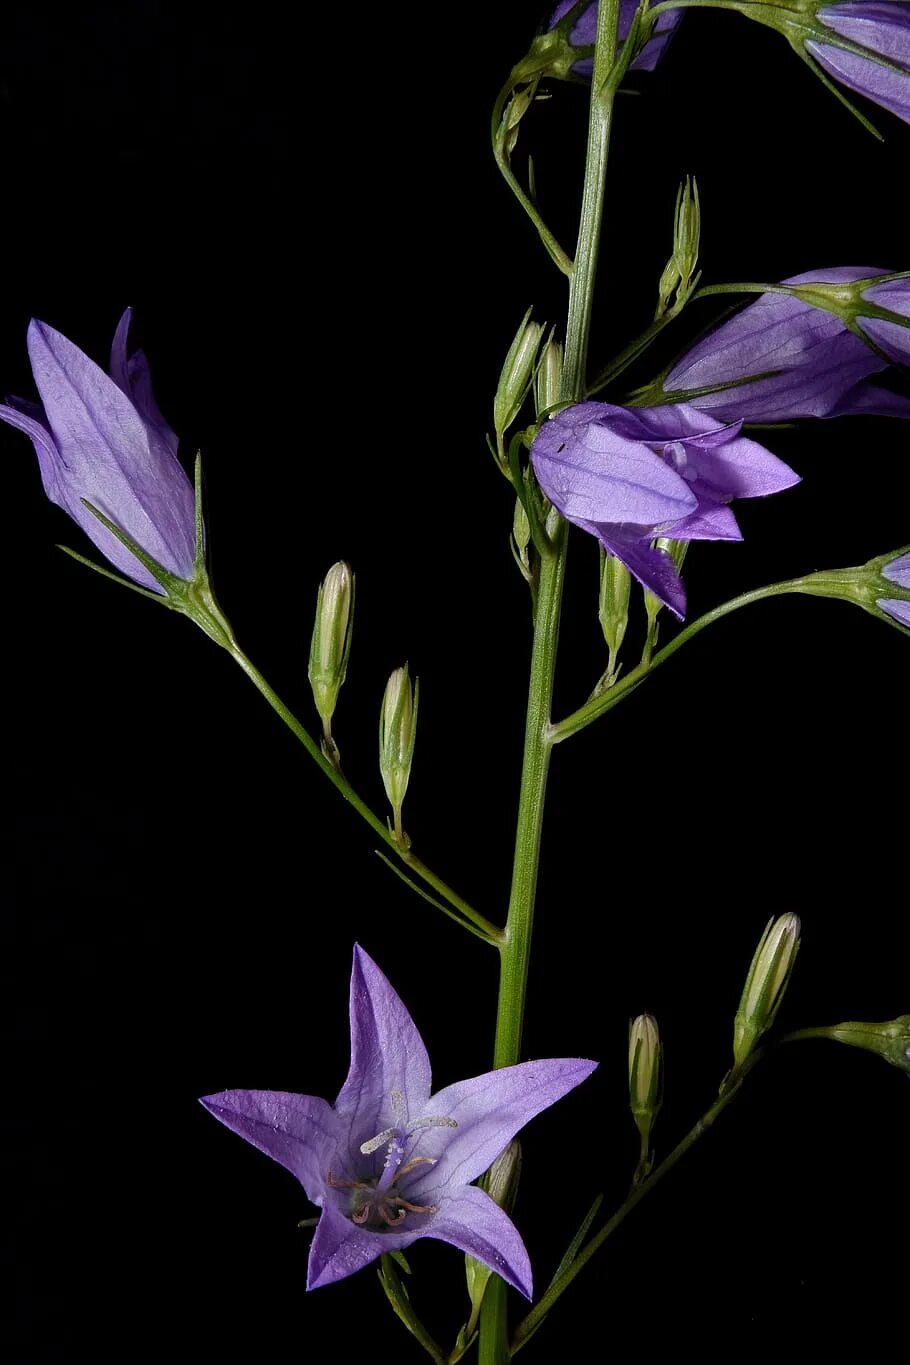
[327, 1088, 457, 1230]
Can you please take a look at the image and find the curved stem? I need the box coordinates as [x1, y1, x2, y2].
[511, 1052, 765, 1353]
[551, 577, 812, 743]
[227, 644, 496, 937]
[491, 73, 574, 277]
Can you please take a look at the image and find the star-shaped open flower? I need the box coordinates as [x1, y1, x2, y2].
[201, 946, 596, 1297]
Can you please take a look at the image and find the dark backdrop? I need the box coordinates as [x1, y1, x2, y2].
[5, 3, 908, 1361]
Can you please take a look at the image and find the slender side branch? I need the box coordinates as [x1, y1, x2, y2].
[550, 577, 815, 742]
[227, 644, 494, 936]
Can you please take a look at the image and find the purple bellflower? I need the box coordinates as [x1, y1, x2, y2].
[531, 401, 799, 617]
[807, 3, 910, 124]
[201, 946, 597, 1296]
[879, 551, 910, 627]
[661, 268, 910, 425]
[549, 1, 682, 75]
[0, 312, 195, 592]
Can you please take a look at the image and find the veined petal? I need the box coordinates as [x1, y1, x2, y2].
[0, 402, 67, 505]
[532, 406, 696, 526]
[199, 1090, 339, 1205]
[597, 525, 687, 618]
[878, 597, 910, 627]
[669, 500, 742, 541]
[408, 1057, 596, 1199]
[549, 0, 682, 76]
[110, 308, 180, 453]
[425, 1185, 533, 1300]
[333, 945, 432, 1169]
[26, 319, 195, 581]
[683, 432, 801, 501]
[828, 377, 910, 419]
[883, 551, 910, 588]
[813, 4, 910, 123]
[306, 1195, 416, 1290]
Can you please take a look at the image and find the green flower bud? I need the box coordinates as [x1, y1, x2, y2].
[599, 550, 632, 681]
[494, 310, 544, 437]
[812, 1017, 910, 1074]
[308, 561, 354, 728]
[733, 913, 801, 1067]
[657, 176, 700, 318]
[535, 338, 563, 418]
[379, 664, 419, 843]
[629, 1013, 662, 1140]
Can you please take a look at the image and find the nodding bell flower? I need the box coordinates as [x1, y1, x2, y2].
[201, 946, 597, 1296]
[530, 400, 799, 619]
[0, 311, 196, 593]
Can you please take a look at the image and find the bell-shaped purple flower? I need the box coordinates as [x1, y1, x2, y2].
[807, 3, 910, 124]
[531, 401, 799, 617]
[549, 1, 682, 75]
[879, 550, 910, 627]
[662, 268, 910, 424]
[201, 946, 596, 1296]
[0, 312, 195, 592]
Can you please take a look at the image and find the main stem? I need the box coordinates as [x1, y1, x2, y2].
[478, 3, 621, 1359]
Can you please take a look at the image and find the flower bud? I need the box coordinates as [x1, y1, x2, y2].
[816, 1017, 910, 1075]
[308, 561, 354, 726]
[379, 664, 419, 841]
[599, 550, 631, 682]
[629, 1014, 662, 1140]
[535, 338, 563, 417]
[657, 177, 701, 318]
[733, 913, 801, 1067]
[494, 310, 544, 437]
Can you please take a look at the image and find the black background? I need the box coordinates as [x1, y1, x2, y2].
[4, 3, 908, 1361]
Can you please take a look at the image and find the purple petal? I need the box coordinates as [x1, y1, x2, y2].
[878, 597, 910, 627]
[407, 1057, 596, 1199]
[333, 945, 432, 1170]
[883, 551, 910, 588]
[306, 1196, 414, 1289]
[24, 319, 195, 586]
[597, 525, 687, 618]
[423, 1185, 533, 1300]
[813, 5, 910, 123]
[681, 431, 801, 501]
[0, 402, 68, 506]
[665, 270, 890, 423]
[668, 500, 742, 541]
[532, 403, 697, 526]
[110, 308, 180, 455]
[199, 1090, 339, 1204]
[828, 377, 910, 419]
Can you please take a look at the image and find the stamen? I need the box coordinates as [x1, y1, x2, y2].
[378, 1204, 407, 1226]
[360, 1125, 397, 1155]
[391, 1196, 437, 1215]
[327, 1171, 373, 1190]
[408, 1116, 458, 1133]
[397, 1156, 436, 1179]
[390, 1088, 407, 1126]
[351, 1205, 372, 1225]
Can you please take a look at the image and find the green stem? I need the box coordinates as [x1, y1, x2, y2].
[478, 3, 622, 1360]
[491, 72, 574, 277]
[227, 644, 498, 939]
[551, 576, 814, 743]
[511, 1053, 764, 1353]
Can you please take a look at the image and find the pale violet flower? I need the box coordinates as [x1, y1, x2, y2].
[201, 946, 597, 1295]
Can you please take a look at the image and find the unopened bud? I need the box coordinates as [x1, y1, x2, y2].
[657, 176, 700, 318]
[599, 550, 631, 670]
[495, 310, 544, 437]
[733, 913, 801, 1067]
[308, 561, 354, 726]
[379, 664, 419, 841]
[629, 1014, 662, 1140]
[535, 338, 563, 417]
